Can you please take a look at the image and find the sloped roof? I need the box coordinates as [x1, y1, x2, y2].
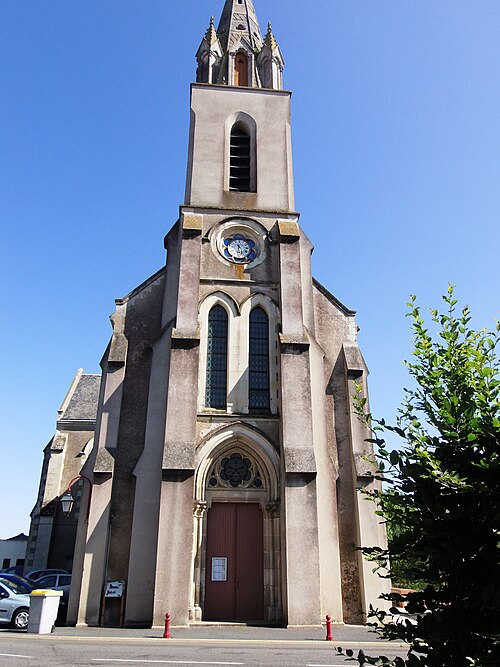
[5, 533, 28, 541]
[217, 0, 263, 52]
[61, 374, 100, 421]
[313, 278, 356, 316]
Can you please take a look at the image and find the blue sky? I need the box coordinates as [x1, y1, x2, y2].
[1, 0, 499, 539]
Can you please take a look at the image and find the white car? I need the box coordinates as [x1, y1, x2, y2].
[0, 578, 30, 630]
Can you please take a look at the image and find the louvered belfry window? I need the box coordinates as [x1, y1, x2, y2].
[205, 305, 228, 409]
[249, 307, 270, 410]
[229, 124, 251, 192]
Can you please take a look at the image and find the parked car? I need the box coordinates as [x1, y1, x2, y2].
[0, 574, 37, 593]
[35, 573, 71, 592]
[25, 568, 69, 582]
[0, 578, 30, 630]
[0, 564, 24, 576]
[35, 573, 72, 622]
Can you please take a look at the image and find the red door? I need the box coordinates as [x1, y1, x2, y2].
[204, 503, 264, 621]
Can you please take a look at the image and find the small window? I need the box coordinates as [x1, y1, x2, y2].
[249, 307, 270, 410]
[2, 559, 10, 570]
[205, 305, 228, 409]
[229, 123, 251, 192]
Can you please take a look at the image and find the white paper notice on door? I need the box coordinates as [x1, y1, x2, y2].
[211, 557, 227, 581]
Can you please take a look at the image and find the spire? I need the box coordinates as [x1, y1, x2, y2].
[205, 16, 219, 46]
[196, 1, 285, 90]
[264, 22, 277, 51]
[196, 15, 223, 85]
[258, 19, 285, 90]
[217, 0, 263, 52]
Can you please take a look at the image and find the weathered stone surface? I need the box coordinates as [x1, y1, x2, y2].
[50, 432, 67, 451]
[182, 213, 203, 235]
[108, 333, 128, 364]
[279, 332, 309, 348]
[93, 448, 115, 474]
[277, 219, 300, 242]
[354, 452, 377, 478]
[343, 341, 366, 376]
[186, 85, 294, 213]
[283, 447, 316, 473]
[162, 441, 196, 470]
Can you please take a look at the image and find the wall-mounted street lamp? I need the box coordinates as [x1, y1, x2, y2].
[60, 492, 75, 516]
[60, 475, 93, 518]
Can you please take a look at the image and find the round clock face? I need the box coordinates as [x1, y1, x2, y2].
[223, 234, 257, 263]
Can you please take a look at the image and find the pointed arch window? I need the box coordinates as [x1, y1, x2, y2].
[249, 307, 270, 411]
[229, 123, 251, 192]
[234, 52, 248, 87]
[205, 305, 228, 409]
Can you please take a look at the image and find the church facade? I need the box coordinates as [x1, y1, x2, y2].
[29, 0, 389, 628]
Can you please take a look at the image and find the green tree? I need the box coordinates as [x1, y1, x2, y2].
[341, 288, 500, 667]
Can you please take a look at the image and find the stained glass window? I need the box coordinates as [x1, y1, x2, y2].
[207, 451, 264, 490]
[205, 305, 228, 409]
[249, 307, 270, 410]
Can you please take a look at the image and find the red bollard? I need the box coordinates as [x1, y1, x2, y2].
[325, 614, 333, 641]
[163, 612, 171, 639]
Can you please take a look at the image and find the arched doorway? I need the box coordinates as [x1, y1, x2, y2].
[190, 427, 282, 623]
[234, 52, 248, 87]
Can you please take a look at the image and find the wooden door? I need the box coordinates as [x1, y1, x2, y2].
[204, 502, 263, 621]
[234, 53, 248, 87]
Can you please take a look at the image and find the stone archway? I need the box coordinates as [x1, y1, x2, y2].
[189, 425, 282, 623]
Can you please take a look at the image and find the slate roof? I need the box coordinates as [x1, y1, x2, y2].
[217, 0, 263, 51]
[5, 533, 28, 541]
[61, 374, 100, 421]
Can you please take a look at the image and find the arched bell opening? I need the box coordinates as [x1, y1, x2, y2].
[189, 427, 282, 624]
[234, 51, 249, 87]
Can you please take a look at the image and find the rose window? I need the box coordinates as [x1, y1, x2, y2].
[208, 451, 264, 489]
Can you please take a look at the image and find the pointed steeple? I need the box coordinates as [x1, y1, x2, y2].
[258, 20, 285, 90]
[264, 22, 277, 51]
[195, 0, 285, 90]
[205, 16, 219, 46]
[196, 15, 223, 84]
[217, 0, 263, 52]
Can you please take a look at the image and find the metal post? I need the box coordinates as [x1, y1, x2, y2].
[325, 614, 332, 641]
[163, 612, 171, 639]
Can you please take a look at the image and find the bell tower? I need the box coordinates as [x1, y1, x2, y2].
[169, 0, 325, 624]
[189, 1, 290, 214]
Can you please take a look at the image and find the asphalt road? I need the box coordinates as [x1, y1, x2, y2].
[0, 635, 409, 667]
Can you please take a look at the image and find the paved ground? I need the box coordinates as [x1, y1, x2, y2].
[50, 623, 389, 642]
[0, 624, 409, 666]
